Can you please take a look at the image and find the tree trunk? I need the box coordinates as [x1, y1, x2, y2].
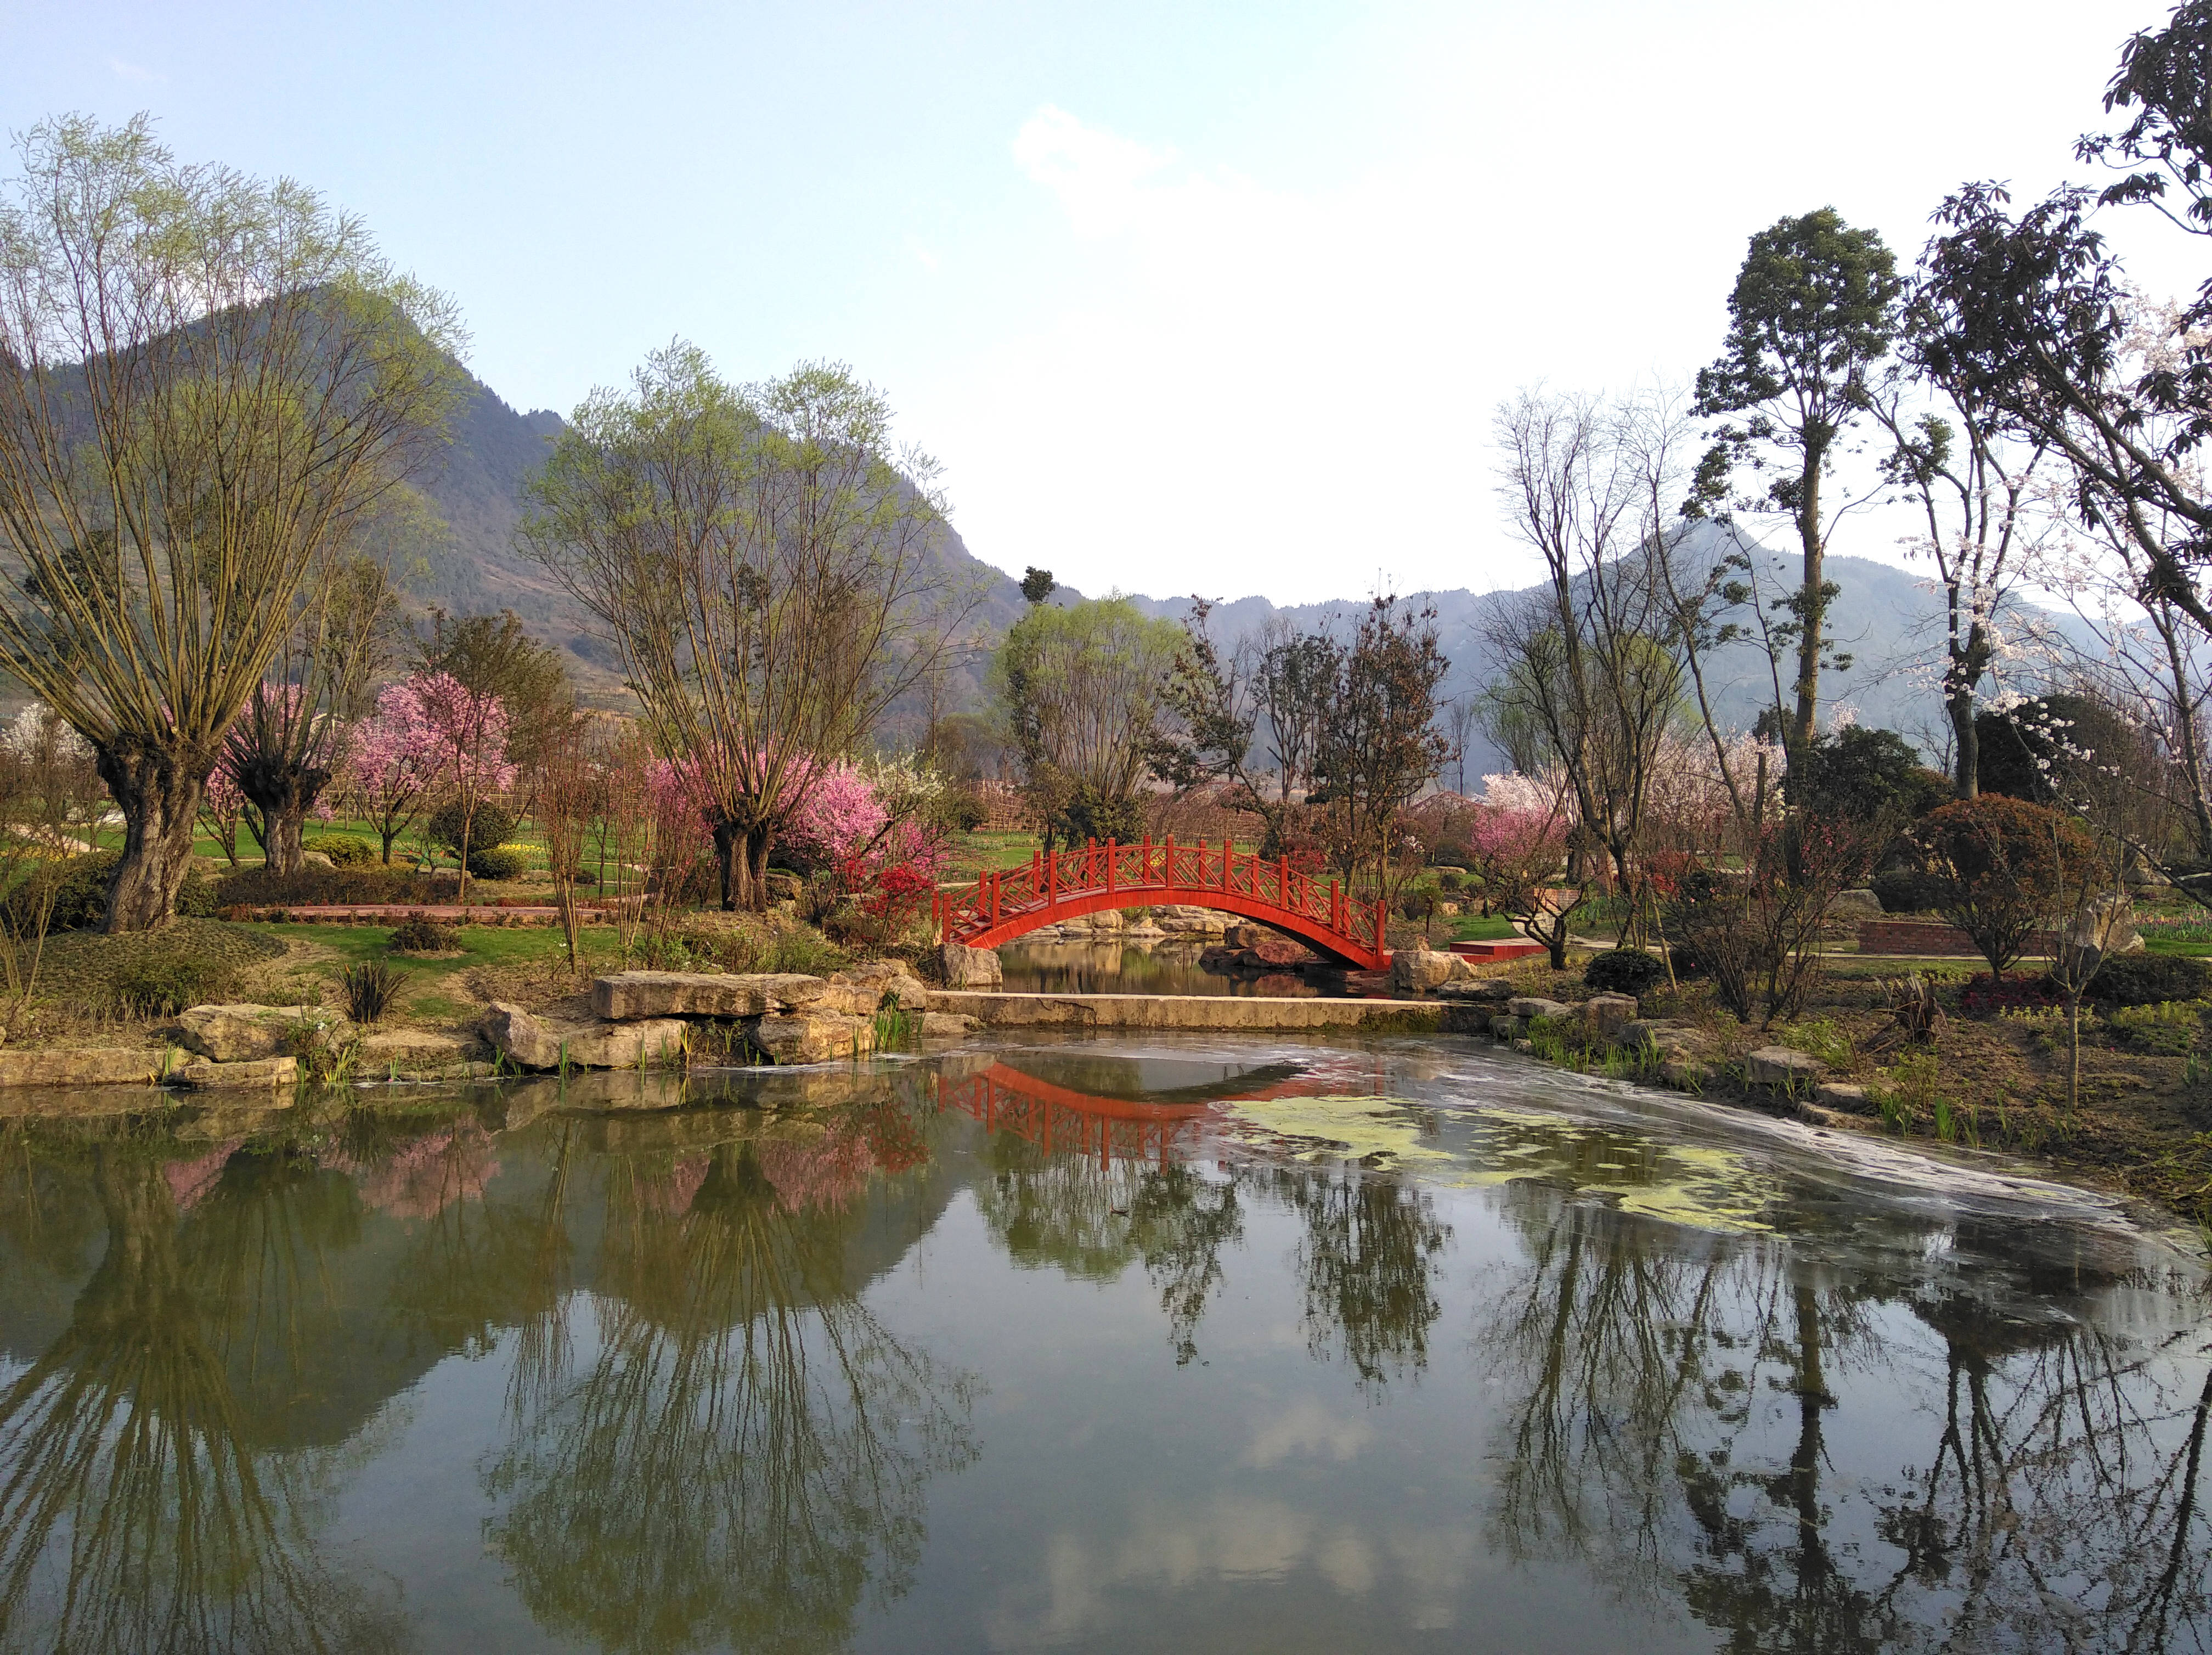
[712, 822, 738, 911]
[744, 826, 772, 914]
[1950, 685, 1980, 799]
[267, 807, 306, 876]
[1791, 446, 1826, 759]
[95, 736, 209, 934]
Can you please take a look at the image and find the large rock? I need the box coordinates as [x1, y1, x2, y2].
[481, 1003, 688, 1071]
[177, 1054, 299, 1088]
[1623, 1019, 1708, 1059]
[939, 943, 1004, 988]
[179, 1003, 349, 1063]
[1392, 948, 1463, 993]
[2064, 892, 2145, 959]
[1745, 1046, 1827, 1088]
[749, 1012, 876, 1065]
[839, 963, 932, 1011]
[1829, 888, 1885, 919]
[592, 971, 772, 1020]
[1243, 935, 1314, 969]
[1438, 978, 1517, 1003]
[1505, 996, 1571, 1021]
[1583, 994, 1640, 1039]
[918, 1011, 980, 1040]
[1813, 1082, 1870, 1112]
[358, 1028, 478, 1077]
[0, 1046, 177, 1088]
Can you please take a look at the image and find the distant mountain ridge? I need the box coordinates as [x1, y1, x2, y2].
[409, 368, 2081, 760]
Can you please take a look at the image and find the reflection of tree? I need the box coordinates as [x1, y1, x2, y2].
[977, 1134, 1242, 1364]
[1257, 1165, 1449, 1391]
[0, 1145, 408, 1653]
[483, 1138, 978, 1655]
[1480, 1185, 2212, 1651]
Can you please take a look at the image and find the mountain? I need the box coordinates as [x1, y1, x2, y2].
[401, 371, 1037, 709]
[410, 373, 2083, 763]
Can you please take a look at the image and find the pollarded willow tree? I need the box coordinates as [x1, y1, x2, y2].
[0, 115, 461, 929]
[523, 345, 979, 910]
[992, 595, 1187, 852]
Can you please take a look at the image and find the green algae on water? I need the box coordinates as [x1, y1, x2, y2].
[1222, 1095, 1780, 1234]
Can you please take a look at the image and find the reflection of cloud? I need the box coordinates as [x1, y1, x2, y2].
[991, 1497, 1471, 1645]
[1387, 1525, 1477, 1630]
[1242, 1398, 1373, 1467]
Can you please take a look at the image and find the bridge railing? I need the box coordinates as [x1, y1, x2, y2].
[933, 835, 1387, 958]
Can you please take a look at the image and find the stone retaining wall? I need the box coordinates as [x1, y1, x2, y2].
[924, 990, 1443, 1031]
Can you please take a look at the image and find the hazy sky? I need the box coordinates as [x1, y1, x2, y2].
[6, 1, 2199, 601]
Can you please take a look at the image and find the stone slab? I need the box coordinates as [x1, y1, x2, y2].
[482, 1003, 688, 1071]
[0, 1046, 178, 1088]
[177, 1054, 299, 1088]
[591, 971, 771, 1020]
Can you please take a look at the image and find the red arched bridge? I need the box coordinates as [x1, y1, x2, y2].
[933, 837, 1391, 971]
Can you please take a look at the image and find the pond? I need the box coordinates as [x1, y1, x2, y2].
[996, 937, 1345, 995]
[0, 1038, 2204, 1653]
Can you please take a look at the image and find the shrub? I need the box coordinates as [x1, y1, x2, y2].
[1437, 870, 1464, 894]
[2078, 952, 2212, 1007]
[466, 846, 528, 881]
[940, 789, 989, 832]
[388, 913, 459, 954]
[1911, 796, 2102, 978]
[1870, 868, 1952, 914]
[340, 959, 407, 1024]
[112, 957, 233, 1018]
[1960, 972, 2061, 1016]
[2107, 1000, 2205, 1055]
[303, 833, 376, 867]
[1584, 948, 1666, 997]
[5, 851, 214, 934]
[427, 799, 516, 859]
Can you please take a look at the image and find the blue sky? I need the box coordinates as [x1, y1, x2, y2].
[5, 0, 2195, 601]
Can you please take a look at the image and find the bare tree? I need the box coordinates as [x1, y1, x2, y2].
[524, 346, 980, 910]
[1150, 605, 1336, 858]
[0, 116, 460, 929]
[1486, 387, 1691, 942]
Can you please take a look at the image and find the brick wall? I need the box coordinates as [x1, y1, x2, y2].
[1856, 918, 2057, 956]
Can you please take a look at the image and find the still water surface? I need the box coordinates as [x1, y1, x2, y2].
[0, 1037, 2204, 1653]
[996, 939, 1339, 996]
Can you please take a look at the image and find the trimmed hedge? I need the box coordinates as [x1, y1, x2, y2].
[2073, 952, 2212, 1008]
[1584, 948, 1667, 997]
[216, 866, 461, 909]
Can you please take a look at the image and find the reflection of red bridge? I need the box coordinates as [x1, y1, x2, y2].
[933, 838, 1391, 970]
[936, 1061, 1375, 1169]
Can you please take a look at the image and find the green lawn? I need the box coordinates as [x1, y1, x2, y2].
[1446, 911, 1520, 942]
[246, 920, 608, 1017]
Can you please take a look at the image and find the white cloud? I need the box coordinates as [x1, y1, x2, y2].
[108, 57, 163, 83]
